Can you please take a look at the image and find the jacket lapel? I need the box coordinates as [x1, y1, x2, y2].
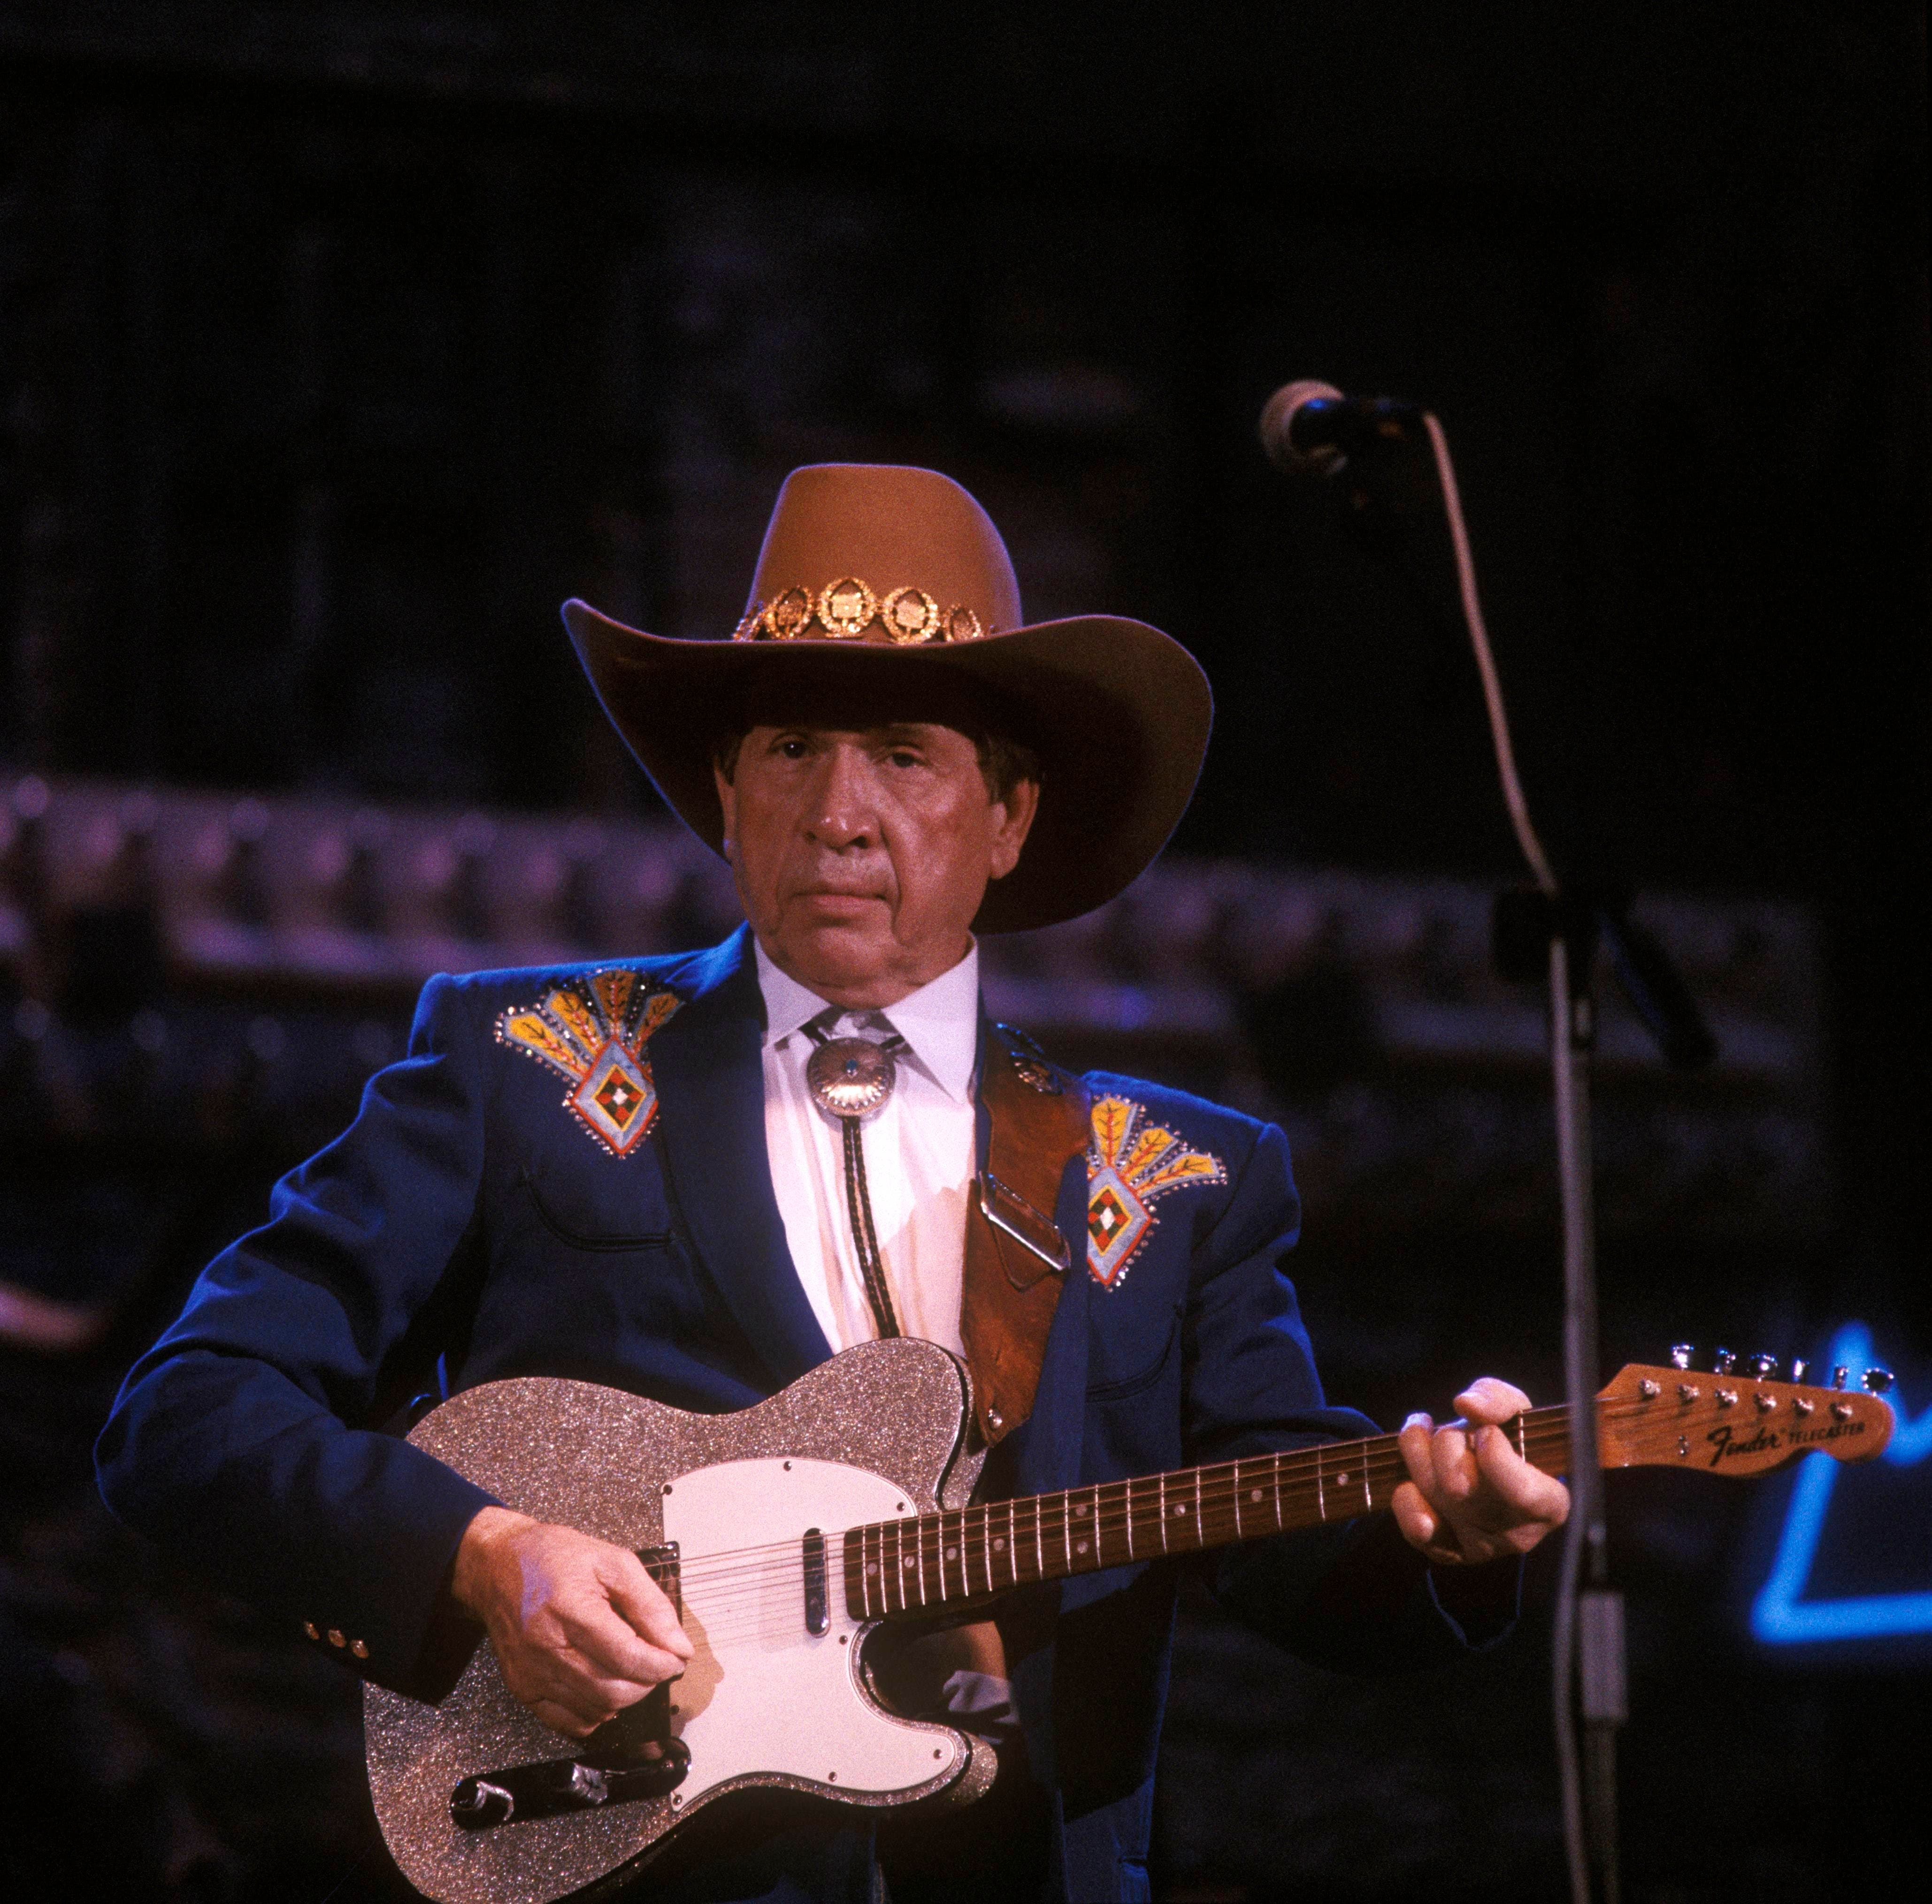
[649, 927, 834, 1388]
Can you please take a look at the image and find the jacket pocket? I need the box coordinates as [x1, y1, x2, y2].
[1086, 1305, 1181, 1403]
[520, 1168, 671, 1251]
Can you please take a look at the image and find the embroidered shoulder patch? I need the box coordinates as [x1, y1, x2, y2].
[495, 969, 682, 1157]
[1085, 1095, 1227, 1290]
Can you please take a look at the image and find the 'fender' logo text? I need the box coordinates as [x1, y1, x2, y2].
[1705, 1413, 1866, 1468]
[1706, 1423, 1780, 1467]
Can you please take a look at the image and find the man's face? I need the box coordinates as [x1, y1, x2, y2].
[715, 721, 1038, 1007]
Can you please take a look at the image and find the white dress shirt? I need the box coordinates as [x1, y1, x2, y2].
[754, 939, 980, 1360]
[753, 940, 1014, 1735]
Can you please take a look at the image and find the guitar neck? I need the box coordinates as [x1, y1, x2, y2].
[843, 1405, 1573, 1620]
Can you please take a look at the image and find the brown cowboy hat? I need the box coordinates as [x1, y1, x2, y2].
[562, 463, 1211, 934]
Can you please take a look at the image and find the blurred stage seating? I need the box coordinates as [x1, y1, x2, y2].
[2, 772, 1830, 1354]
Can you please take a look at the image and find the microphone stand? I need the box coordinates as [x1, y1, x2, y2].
[1416, 414, 1620, 1904]
[1297, 409, 1715, 1904]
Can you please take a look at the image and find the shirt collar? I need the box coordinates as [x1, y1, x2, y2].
[754, 937, 981, 1105]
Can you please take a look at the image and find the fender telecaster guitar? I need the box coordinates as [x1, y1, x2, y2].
[365, 1337, 1894, 1904]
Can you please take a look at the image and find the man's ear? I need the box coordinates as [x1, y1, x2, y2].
[986, 777, 1040, 881]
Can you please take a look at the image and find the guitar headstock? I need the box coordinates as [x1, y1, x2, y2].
[1595, 1361, 1894, 1475]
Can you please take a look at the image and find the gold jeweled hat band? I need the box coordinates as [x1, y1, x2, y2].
[732, 577, 987, 646]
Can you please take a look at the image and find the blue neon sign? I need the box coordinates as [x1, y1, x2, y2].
[1751, 1321, 1932, 1643]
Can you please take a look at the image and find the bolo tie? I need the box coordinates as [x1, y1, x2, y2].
[802, 1010, 908, 1341]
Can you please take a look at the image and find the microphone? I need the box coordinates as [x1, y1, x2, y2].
[1258, 380, 1424, 476]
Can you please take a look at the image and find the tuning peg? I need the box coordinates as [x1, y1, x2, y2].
[1790, 1358, 1808, 1383]
[1863, 1368, 1895, 1396]
[1712, 1348, 1737, 1375]
[1669, 1344, 1694, 1371]
[1832, 1366, 1849, 1390]
[1743, 1353, 1778, 1380]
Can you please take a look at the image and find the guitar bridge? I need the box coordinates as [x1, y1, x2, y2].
[450, 1543, 689, 1832]
[451, 1742, 690, 1831]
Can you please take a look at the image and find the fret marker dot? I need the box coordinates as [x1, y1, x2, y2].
[903, 1556, 916, 1569]
[1076, 1539, 1089, 1553]
[1173, 1504, 1185, 1517]
[945, 1546, 958, 1559]
[1337, 1473, 1349, 1486]
[994, 1537, 1006, 1551]
[866, 1562, 878, 1576]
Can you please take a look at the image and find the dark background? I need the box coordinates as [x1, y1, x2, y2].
[0, 5, 1925, 1900]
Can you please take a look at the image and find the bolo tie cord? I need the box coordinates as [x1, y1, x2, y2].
[802, 1012, 906, 1341]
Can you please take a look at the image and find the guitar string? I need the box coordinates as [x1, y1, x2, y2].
[670, 1402, 1811, 1640]
[646, 1396, 1718, 1612]
[682, 1425, 1580, 1620]
[676, 1430, 1589, 1645]
[658, 1394, 1762, 1598]
[662, 1412, 1571, 1593]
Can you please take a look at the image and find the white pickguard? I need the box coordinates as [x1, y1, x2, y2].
[662, 1458, 966, 1800]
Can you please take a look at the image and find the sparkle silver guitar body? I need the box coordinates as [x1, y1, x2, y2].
[365, 1339, 994, 1904]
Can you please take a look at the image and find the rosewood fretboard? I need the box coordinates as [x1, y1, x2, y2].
[842, 1405, 1573, 1619]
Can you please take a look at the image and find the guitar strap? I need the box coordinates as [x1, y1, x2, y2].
[959, 1026, 1091, 1447]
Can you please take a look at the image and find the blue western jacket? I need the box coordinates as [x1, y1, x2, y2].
[97, 928, 1506, 1904]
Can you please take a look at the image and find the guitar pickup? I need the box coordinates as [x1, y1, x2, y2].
[802, 1527, 828, 1635]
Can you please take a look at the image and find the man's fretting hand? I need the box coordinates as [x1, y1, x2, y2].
[1392, 1377, 1570, 1566]
[450, 1506, 694, 1739]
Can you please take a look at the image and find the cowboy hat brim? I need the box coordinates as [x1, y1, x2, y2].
[562, 599, 1212, 935]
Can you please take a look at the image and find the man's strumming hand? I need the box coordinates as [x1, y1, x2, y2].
[450, 1506, 694, 1739]
[1392, 1377, 1570, 1567]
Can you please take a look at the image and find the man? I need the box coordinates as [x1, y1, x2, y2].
[97, 464, 1566, 1903]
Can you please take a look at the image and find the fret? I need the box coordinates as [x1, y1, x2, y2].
[1272, 1451, 1285, 1531]
[1154, 1474, 1167, 1553]
[980, 1503, 995, 1596]
[1121, 1480, 1135, 1561]
[1062, 1489, 1073, 1573]
[1315, 1445, 1327, 1522]
[1033, 1497, 1045, 1581]
[1360, 1459, 1372, 1512]
[937, 1512, 955, 1600]
[864, 1522, 879, 1617]
[1191, 1466, 1205, 1547]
